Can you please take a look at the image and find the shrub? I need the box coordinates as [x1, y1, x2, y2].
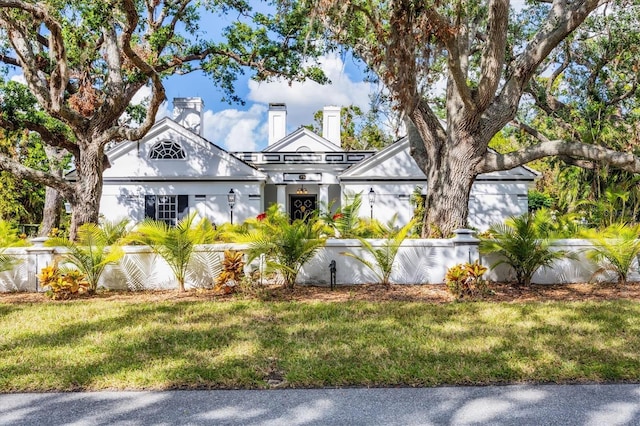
[39, 263, 89, 300]
[445, 261, 488, 300]
[530, 208, 586, 239]
[581, 223, 640, 285]
[528, 190, 553, 212]
[214, 250, 245, 294]
[480, 213, 572, 286]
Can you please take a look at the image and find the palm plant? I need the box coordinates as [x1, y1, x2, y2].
[342, 219, 415, 287]
[127, 212, 218, 292]
[322, 192, 380, 238]
[581, 223, 640, 285]
[242, 205, 327, 289]
[530, 208, 586, 239]
[46, 219, 129, 292]
[480, 213, 571, 286]
[0, 249, 20, 273]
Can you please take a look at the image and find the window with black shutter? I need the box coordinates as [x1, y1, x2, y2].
[144, 195, 188, 226]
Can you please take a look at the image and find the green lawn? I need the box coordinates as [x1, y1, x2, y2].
[1, 298, 640, 391]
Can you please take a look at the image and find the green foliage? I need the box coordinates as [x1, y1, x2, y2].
[45, 220, 129, 292]
[127, 213, 218, 292]
[528, 190, 553, 212]
[529, 208, 587, 239]
[0, 220, 30, 272]
[581, 223, 640, 286]
[305, 105, 393, 150]
[242, 205, 327, 289]
[480, 213, 572, 286]
[0, 220, 30, 248]
[322, 192, 386, 238]
[342, 219, 415, 287]
[0, 131, 46, 225]
[410, 186, 426, 236]
[517, 6, 640, 229]
[445, 261, 488, 300]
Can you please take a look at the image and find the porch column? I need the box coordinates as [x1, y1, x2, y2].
[318, 184, 329, 213]
[276, 184, 287, 212]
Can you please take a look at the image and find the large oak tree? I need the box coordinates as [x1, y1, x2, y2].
[303, 0, 640, 236]
[0, 0, 323, 239]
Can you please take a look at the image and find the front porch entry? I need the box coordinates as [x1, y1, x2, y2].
[290, 194, 317, 221]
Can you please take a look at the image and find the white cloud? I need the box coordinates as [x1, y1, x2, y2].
[197, 53, 372, 151]
[247, 53, 372, 131]
[10, 74, 26, 84]
[202, 104, 267, 151]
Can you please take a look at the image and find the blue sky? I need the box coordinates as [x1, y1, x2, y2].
[155, 52, 374, 151]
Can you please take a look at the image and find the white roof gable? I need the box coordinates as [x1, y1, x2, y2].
[340, 137, 539, 181]
[100, 117, 267, 181]
[263, 127, 342, 153]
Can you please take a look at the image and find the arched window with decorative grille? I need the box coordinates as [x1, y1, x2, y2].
[149, 140, 186, 160]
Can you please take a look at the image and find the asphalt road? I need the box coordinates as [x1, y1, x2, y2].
[2, 384, 640, 425]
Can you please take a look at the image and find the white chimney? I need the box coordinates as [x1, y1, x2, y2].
[268, 103, 287, 145]
[173, 97, 204, 136]
[322, 105, 341, 146]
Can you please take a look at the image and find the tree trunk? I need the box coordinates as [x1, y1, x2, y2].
[38, 186, 62, 237]
[408, 107, 483, 238]
[68, 143, 104, 240]
[39, 146, 65, 237]
[421, 155, 477, 237]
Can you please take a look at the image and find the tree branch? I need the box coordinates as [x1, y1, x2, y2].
[104, 0, 165, 144]
[0, 13, 51, 110]
[479, 139, 640, 174]
[512, 119, 551, 143]
[445, 41, 476, 112]
[0, 118, 79, 155]
[476, 0, 509, 111]
[0, 54, 19, 66]
[0, 0, 69, 112]
[606, 79, 638, 107]
[0, 154, 75, 200]
[497, 0, 603, 115]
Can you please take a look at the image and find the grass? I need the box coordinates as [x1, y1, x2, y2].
[1, 298, 640, 391]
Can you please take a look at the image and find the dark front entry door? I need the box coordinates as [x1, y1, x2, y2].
[290, 195, 317, 221]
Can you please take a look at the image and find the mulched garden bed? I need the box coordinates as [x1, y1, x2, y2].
[2, 281, 640, 304]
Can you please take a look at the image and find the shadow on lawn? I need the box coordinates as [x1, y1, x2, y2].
[2, 301, 640, 391]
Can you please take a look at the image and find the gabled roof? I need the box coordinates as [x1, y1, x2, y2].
[68, 117, 267, 181]
[263, 127, 342, 153]
[339, 137, 539, 181]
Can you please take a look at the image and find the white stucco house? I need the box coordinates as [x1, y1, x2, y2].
[94, 97, 537, 229]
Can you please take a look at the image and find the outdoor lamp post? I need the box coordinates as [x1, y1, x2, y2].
[227, 189, 236, 224]
[368, 187, 376, 220]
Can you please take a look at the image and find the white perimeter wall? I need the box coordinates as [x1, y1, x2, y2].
[2, 237, 631, 292]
